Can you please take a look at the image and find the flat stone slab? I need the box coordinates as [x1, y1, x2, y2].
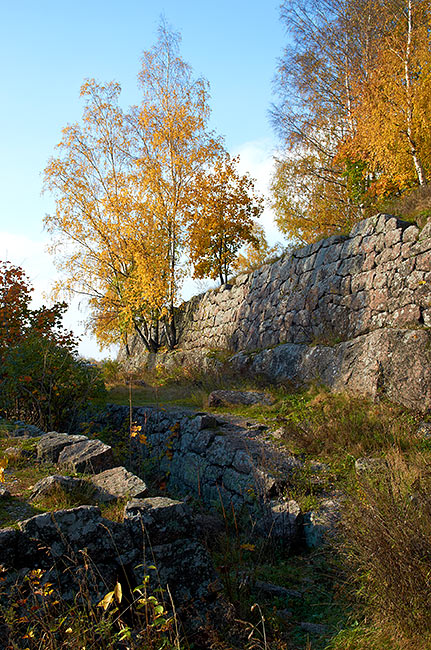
[57, 439, 115, 474]
[90, 467, 148, 502]
[208, 390, 274, 407]
[37, 432, 88, 463]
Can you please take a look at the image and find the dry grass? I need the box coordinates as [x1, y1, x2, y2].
[337, 449, 431, 649]
[381, 185, 431, 225]
[278, 390, 419, 459]
[210, 387, 420, 461]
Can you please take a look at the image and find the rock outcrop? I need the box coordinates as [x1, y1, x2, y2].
[232, 327, 431, 411]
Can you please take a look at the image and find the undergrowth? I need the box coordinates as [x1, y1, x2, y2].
[0, 562, 187, 650]
[1, 378, 430, 649]
[334, 449, 431, 650]
[209, 386, 422, 459]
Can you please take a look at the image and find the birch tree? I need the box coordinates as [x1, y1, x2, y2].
[44, 23, 223, 352]
[188, 154, 263, 284]
[344, 0, 431, 193]
[272, 0, 431, 242]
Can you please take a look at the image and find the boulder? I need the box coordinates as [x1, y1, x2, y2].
[29, 475, 92, 502]
[232, 328, 431, 412]
[208, 390, 274, 407]
[57, 439, 115, 474]
[37, 432, 88, 463]
[90, 466, 148, 502]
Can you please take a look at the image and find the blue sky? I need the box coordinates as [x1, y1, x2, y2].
[0, 0, 287, 358]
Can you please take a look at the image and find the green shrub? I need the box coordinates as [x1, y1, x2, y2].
[0, 262, 105, 430]
[98, 358, 123, 384]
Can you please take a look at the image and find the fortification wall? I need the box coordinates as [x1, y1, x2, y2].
[175, 214, 431, 351]
[126, 214, 431, 411]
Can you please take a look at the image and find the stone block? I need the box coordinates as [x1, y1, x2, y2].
[361, 235, 375, 254]
[320, 234, 348, 248]
[362, 251, 376, 270]
[349, 216, 377, 237]
[403, 225, 419, 242]
[57, 439, 115, 474]
[90, 466, 148, 502]
[342, 235, 363, 257]
[416, 251, 431, 272]
[124, 496, 193, 545]
[385, 228, 402, 247]
[389, 304, 421, 327]
[338, 254, 365, 276]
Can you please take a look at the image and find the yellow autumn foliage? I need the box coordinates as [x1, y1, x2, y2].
[44, 23, 261, 352]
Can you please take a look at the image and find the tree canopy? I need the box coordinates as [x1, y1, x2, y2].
[272, 0, 431, 243]
[44, 22, 262, 352]
[188, 153, 263, 284]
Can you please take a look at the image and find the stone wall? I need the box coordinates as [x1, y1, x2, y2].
[172, 214, 431, 352]
[88, 404, 299, 512]
[127, 214, 431, 411]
